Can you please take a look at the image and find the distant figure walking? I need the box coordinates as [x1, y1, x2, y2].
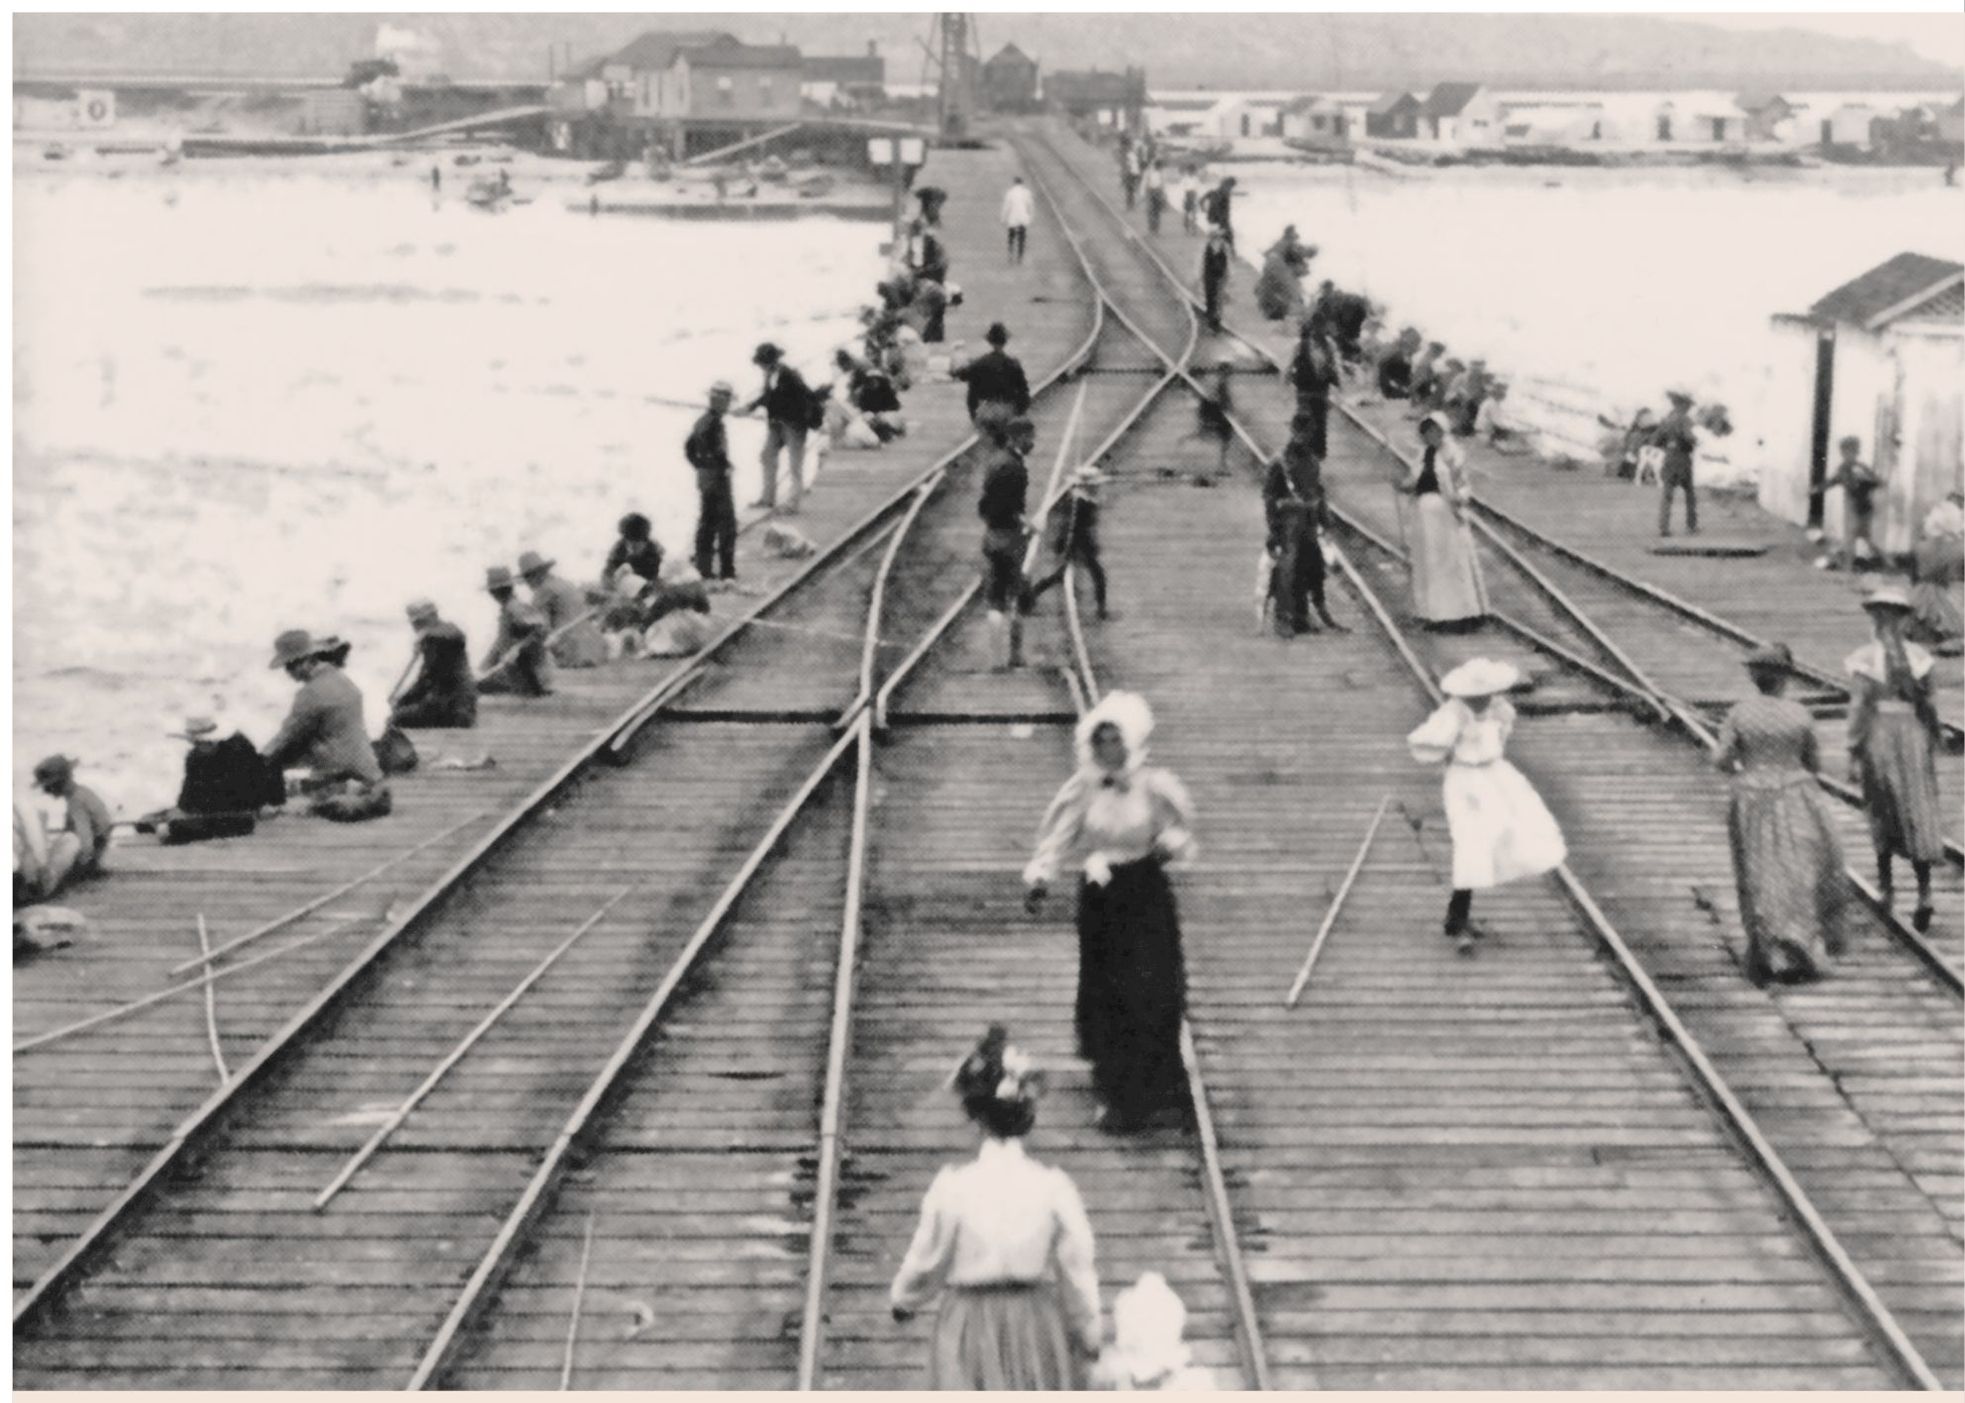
[978, 416, 1036, 671]
[1846, 586, 1945, 932]
[686, 384, 740, 583]
[1001, 174, 1034, 264]
[888, 1026, 1101, 1389]
[1121, 143, 1142, 209]
[430, 164, 441, 192]
[1178, 168, 1200, 234]
[1025, 465, 1112, 622]
[478, 568, 553, 697]
[519, 550, 605, 669]
[1143, 160, 1166, 234]
[390, 599, 477, 730]
[1398, 414, 1489, 629]
[1201, 176, 1237, 248]
[262, 630, 392, 822]
[1199, 229, 1232, 333]
[1024, 691, 1196, 1131]
[1263, 418, 1345, 637]
[1715, 643, 1849, 985]
[954, 321, 1031, 437]
[745, 343, 814, 515]
[1194, 364, 1236, 481]
[1406, 659, 1567, 954]
[1653, 389, 1700, 537]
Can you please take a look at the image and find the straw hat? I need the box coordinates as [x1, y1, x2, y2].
[485, 566, 517, 592]
[268, 628, 325, 669]
[1743, 642, 1793, 673]
[405, 598, 439, 625]
[708, 380, 734, 399]
[170, 716, 220, 741]
[1421, 411, 1453, 435]
[1862, 584, 1913, 613]
[1440, 657, 1521, 698]
[517, 550, 555, 579]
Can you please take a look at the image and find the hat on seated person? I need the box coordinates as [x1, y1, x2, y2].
[269, 628, 325, 670]
[485, 566, 517, 593]
[170, 716, 221, 742]
[405, 598, 440, 626]
[1440, 657, 1522, 699]
[517, 550, 555, 579]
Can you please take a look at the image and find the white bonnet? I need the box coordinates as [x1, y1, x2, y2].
[1074, 690, 1154, 771]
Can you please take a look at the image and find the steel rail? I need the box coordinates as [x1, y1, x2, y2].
[1038, 118, 1945, 1392]
[407, 721, 864, 1390]
[1024, 128, 1277, 1393]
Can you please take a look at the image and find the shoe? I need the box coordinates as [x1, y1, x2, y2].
[1455, 933, 1477, 956]
[1913, 903, 1935, 934]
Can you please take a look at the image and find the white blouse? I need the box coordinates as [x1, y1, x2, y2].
[889, 1139, 1102, 1349]
[1407, 697, 1517, 766]
[1845, 640, 1934, 685]
[1023, 766, 1196, 887]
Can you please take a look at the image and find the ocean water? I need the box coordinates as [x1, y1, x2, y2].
[1228, 162, 1964, 471]
[13, 154, 884, 813]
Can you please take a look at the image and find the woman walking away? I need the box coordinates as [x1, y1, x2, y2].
[1024, 691, 1195, 1131]
[1847, 586, 1946, 932]
[1715, 643, 1849, 985]
[1398, 414, 1489, 629]
[1407, 659, 1567, 955]
[890, 1026, 1102, 1390]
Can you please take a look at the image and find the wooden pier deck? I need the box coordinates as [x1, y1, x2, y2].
[13, 118, 1962, 1392]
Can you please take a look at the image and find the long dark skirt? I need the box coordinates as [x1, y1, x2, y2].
[1076, 857, 1187, 1118]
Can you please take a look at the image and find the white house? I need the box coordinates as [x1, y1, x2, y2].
[1822, 103, 1878, 149]
[1279, 95, 1351, 147]
[1418, 82, 1502, 147]
[1763, 253, 1964, 553]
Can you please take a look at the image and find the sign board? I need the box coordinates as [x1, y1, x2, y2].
[899, 137, 925, 165]
[867, 136, 928, 169]
[75, 90, 116, 129]
[867, 137, 893, 165]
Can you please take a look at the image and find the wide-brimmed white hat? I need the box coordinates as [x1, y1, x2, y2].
[1861, 584, 1913, 613]
[1440, 657, 1521, 698]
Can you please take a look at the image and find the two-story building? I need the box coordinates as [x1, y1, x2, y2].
[546, 30, 802, 157]
[802, 43, 885, 110]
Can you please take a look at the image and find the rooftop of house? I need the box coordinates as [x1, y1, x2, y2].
[1735, 91, 1791, 113]
[984, 42, 1034, 68]
[1369, 90, 1418, 115]
[680, 37, 802, 71]
[1808, 252, 1965, 331]
[565, 29, 734, 80]
[1421, 82, 1485, 117]
[803, 54, 884, 84]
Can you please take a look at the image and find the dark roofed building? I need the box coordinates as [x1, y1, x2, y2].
[669, 36, 802, 120]
[1736, 91, 1794, 140]
[982, 42, 1039, 113]
[1046, 66, 1147, 127]
[803, 42, 885, 108]
[1806, 251, 1964, 331]
[1365, 90, 1420, 139]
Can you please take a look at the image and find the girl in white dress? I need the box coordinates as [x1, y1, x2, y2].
[890, 1026, 1103, 1389]
[1407, 658, 1567, 953]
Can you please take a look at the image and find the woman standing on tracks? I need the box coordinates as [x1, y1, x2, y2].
[1023, 691, 1195, 1131]
[1715, 644, 1850, 984]
[1846, 587, 1946, 932]
[1407, 659, 1567, 955]
[890, 1026, 1103, 1388]
[1398, 414, 1489, 629]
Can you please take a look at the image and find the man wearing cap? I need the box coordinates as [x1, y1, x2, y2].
[518, 550, 605, 669]
[744, 344, 814, 515]
[390, 600, 477, 730]
[954, 322, 1031, 436]
[30, 755, 114, 893]
[1024, 464, 1112, 623]
[1652, 390, 1700, 536]
[478, 569, 554, 697]
[685, 386, 740, 584]
[262, 630, 391, 821]
[1263, 422, 1345, 637]
[978, 416, 1037, 670]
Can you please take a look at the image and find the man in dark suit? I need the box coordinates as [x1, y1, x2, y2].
[744, 343, 813, 515]
[390, 599, 477, 729]
[955, 322, 1032, 438]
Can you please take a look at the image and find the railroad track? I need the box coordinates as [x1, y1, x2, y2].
[1029, 121, 1957, 1388]
[13, 140, 1271, 1391]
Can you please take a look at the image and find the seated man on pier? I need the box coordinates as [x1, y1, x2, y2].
[135, 717, 285, 844]
[478, 568, 554, 698]
[519, 550, 605, 669]
[1473, 382, 1531, 455]
[603, 513, 664, 590]
[27, 755, 114, 894]
[262, 630, 392, 823]
[390, 600, 477, 730]
[1377, 327, 1422, 401]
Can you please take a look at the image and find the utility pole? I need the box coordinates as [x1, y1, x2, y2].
[927, 13, 980, 141]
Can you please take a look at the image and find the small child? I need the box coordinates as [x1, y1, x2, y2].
[1194, 365, 1236, 482]
[1818, 435, 1881, 571]
[1090, 1273, 1216, 1391]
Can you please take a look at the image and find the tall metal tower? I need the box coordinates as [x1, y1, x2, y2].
[925, 13, 981, 140]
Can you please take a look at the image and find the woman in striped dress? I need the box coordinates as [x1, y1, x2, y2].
[890, 1027, 1103, 1389]
[1846, 587, 1946, 933]
[1715, 643, 1850, 984]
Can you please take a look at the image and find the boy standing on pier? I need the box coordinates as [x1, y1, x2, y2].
[686, 384, 740, 584]
[979, 417, 1037, 671]
[744, 344, 813, 516]
[1653, 390, 1700, 537]
[1819, 435, 1881, 570]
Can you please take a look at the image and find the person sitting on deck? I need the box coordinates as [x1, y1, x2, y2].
[519, 550, 605, 669]
[1909, 489, 1964, 652]
[603, 513, 664, 591]
[134, 717, 286, 844]
[1408, 343, 1448, 410]
[834, 349, 906, 443]
[478, 568, 554, 698]
[390, 600, 477, 731]
[27, 755, 114, 894]
[262, 630, 392, 823]
[1377, 327, 1422, 401]
[954, 322, 1032, 437]
[1473, 382, 1530, 455]
[1443, 358, 1489, 435]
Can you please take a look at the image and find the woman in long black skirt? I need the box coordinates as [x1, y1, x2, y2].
[1023, 691, 1196, 1131]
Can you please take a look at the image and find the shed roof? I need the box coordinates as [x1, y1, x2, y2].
[1369, 90, 1418, 115]
[1422, 82, 1484, 117]
[1807, 252, 1965, 331]
[1735, 91, 1790, 113]
[984, 42, 1035, 69]
[578, 29, 732, 78]
[1281, 94, 1339, 116]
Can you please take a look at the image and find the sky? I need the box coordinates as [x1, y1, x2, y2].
[1687, 12, 1963, 68]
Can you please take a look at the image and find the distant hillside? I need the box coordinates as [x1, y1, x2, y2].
[14, 11, 1957, 91]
